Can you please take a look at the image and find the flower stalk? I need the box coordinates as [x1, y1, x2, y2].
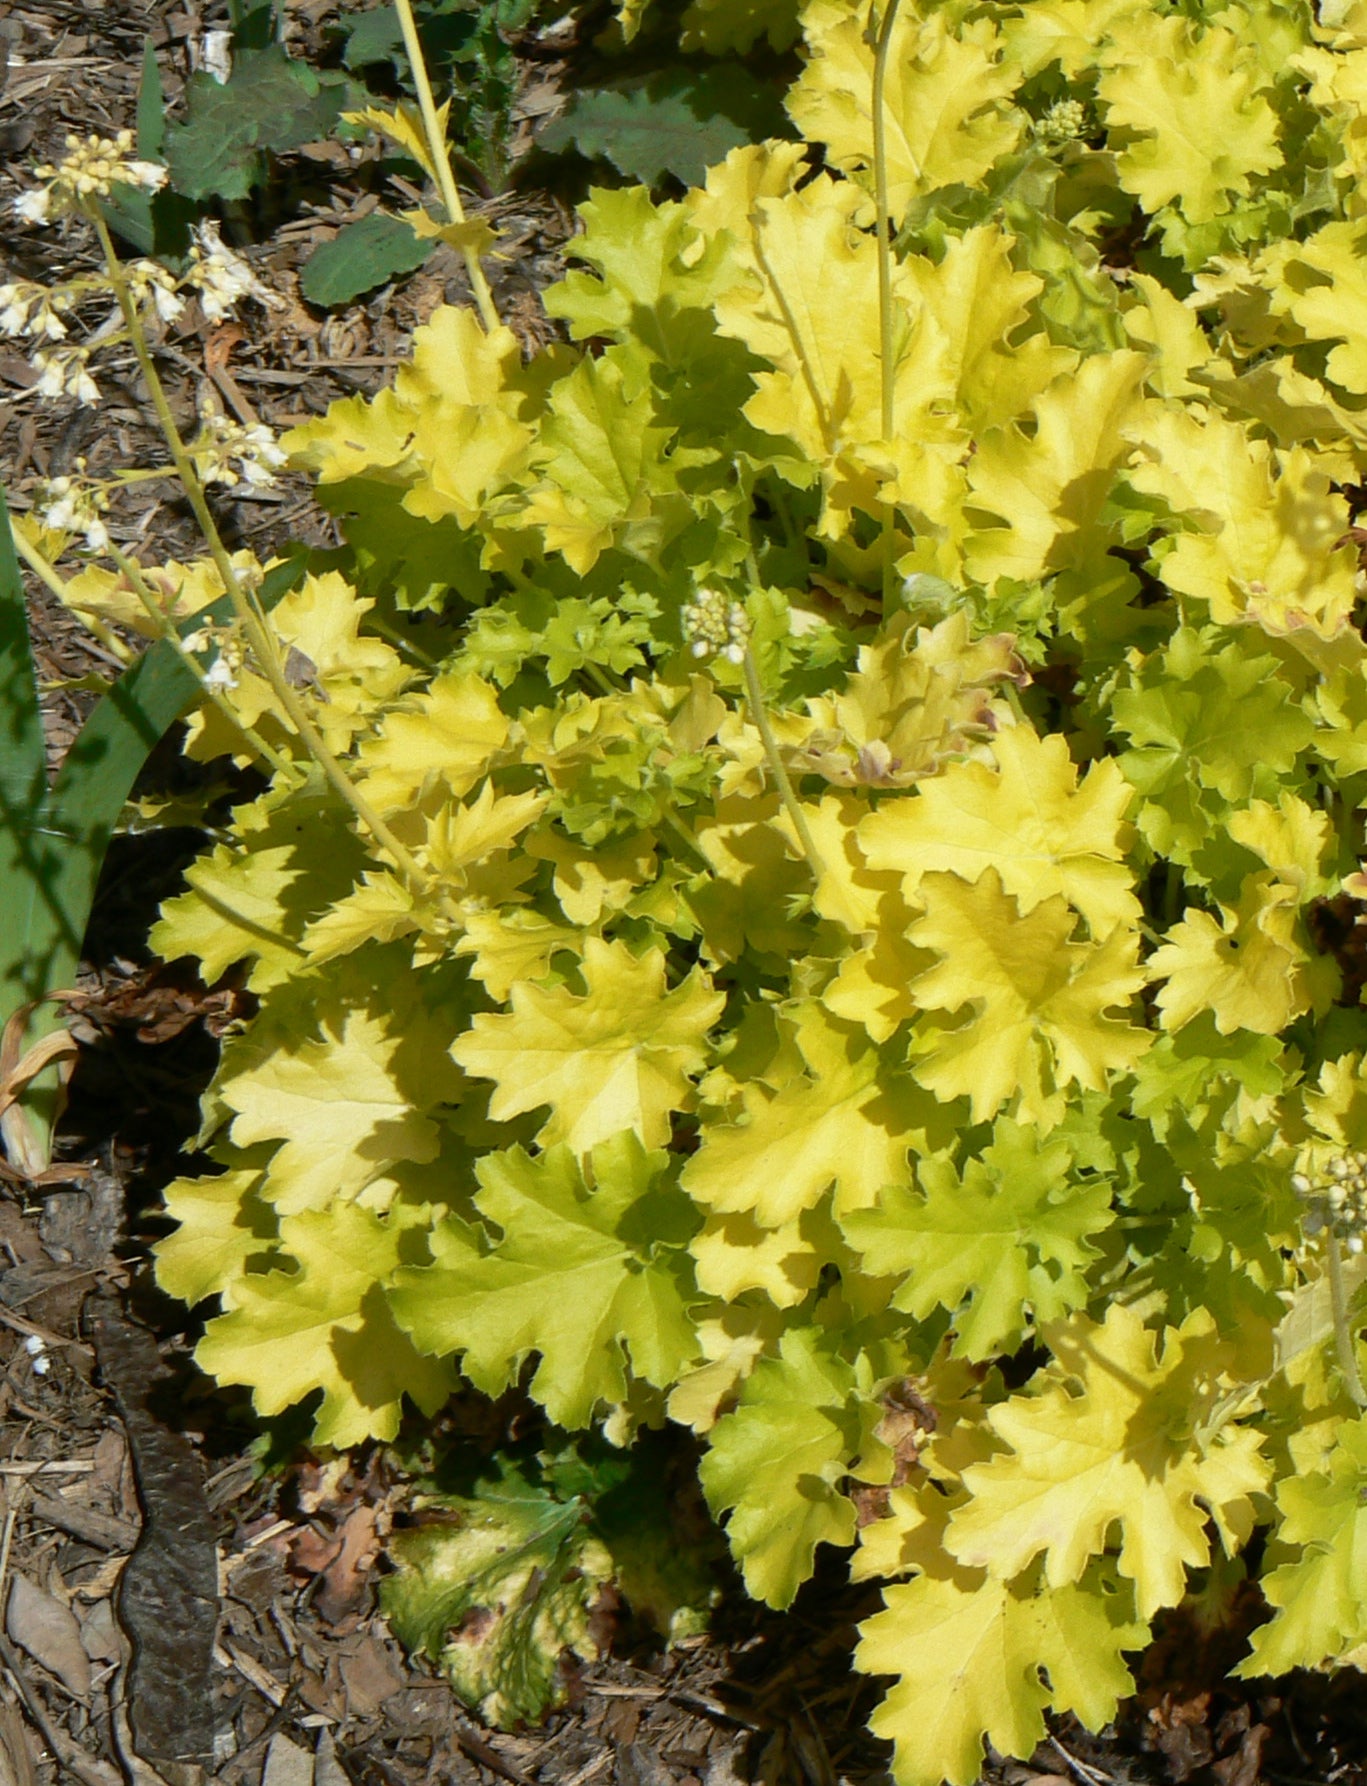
[392, 0, 500, 335]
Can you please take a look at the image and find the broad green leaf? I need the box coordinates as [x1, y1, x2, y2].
[389, 1133, 701, 1428]
[700, 1327, 879, 1608]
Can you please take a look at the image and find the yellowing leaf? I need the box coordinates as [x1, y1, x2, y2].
[788, 5, 1023, 216]
[1236, 1412, 1367, 1676]
[906, 872, 1150, 1126]
[859, 1562, 1144, 1786]
[1269, 221, 1367, 397]
[945, 1304, 1270, 1619]
[681, 1005, 933, 1225]
[860, 724, 1140, 935]
[196, 1203, 455, 1447]
[1097, 17, 1281, 223]
[154, 1170, 278, 1308]
[689, 1209, 822, 1309]
[344, 100, 451, 182]
[450, 937, 723, 1154]
[389, 1133, 700, 1429]
[518, 350, 683, 574]
[964, 351, 1148, 583]
[393, 309, 533, 527]
[358, 671, 509, 815]
[224, 1002, 462, 1214]
[1148, 870, 1316, 1035]
[1124, 403, 1357, 637]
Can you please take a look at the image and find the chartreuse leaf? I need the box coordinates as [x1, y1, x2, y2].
[945, 1304, 1270, 1619]
[840, 1119, 1113, 1361]
[389, 1132, 701, 1428]
[451, 937, 723, 1155]
[1123, 403, 1357, 638]
[195, 1202, 456, 1447]
[1236, 1412, 1367, 1676]
[382, 1458, 613, 1730]
[700, 1326, 884, 1608]
[220, 992, 463, 1215]
[906, 871, 1149, 1127]
[1147, 870, 1322, 1036]
[681, 1005, 941, 1226]
[860, 1558, 1144, 1786]
[154, 1168, 279, 1308]
[858, 722, 1139, 935]
[788, 2, 1023, 216]
[1096, 15, 1281, 225]
[1111, 627, 1314, 867]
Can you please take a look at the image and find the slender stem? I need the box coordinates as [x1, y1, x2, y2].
[392, 0, 500, 334]
[1327, 1232, 1367, 1410]
[871, 0, 904, 609]
[107, 543, 299, 781]
[88, 209, 441, 903]
[742, 646, 826, 884]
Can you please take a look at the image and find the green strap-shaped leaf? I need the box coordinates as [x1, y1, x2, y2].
[0, 492, 304, 1167]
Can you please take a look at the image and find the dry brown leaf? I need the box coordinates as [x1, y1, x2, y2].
[6, 1572, 92, 1697]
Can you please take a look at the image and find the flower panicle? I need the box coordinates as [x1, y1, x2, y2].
[14, 129, 167, 225]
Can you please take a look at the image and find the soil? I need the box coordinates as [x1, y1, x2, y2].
[1, 7, 1366, 1786]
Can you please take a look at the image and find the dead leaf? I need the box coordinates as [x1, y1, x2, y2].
[262, 1732, 314, 1786]
[6, 1572, 92, 1697]
[338, 1633, 406, 1717]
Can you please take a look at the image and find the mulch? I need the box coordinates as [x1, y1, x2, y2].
[1, 5, 1366, 1786]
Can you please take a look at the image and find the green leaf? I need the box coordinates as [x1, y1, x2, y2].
[164, 46, 357, 201]
[381, 1456, 614, 1729]
[840, 1119, 1113, 1361]
[300, 212, 435, 307]
[538, 65, 789, 189]
[389, 1132, 702, 1428]
[699, 1326, 878, 1609]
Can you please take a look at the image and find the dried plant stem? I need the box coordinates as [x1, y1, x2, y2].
[392, 0, 500, 334]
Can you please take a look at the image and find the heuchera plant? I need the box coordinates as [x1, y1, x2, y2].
[44, 0, 1367, 1775]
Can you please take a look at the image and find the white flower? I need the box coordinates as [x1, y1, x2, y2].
[31, 346, 100, 406]
[184, 222, 277, 321]
[33, 472, 110, 551]
[13, 186, 51, 225]
[204, 653, 240, 693]
[190, 410, 288, 489]
[127, 259, 186, 326]
[0, 283, 35, 334]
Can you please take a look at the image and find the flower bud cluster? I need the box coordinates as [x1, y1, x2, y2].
[1294, 1150, 1367, 1254]
[0, 280, 75, 341]
[32, 470, 111, 553]
[189, 410, 288, 490]
[684, 588, 751, 665]
[1036, 98, 1090, 144]
[183, 222, 278, 322]
[13, 129, 167, 225]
